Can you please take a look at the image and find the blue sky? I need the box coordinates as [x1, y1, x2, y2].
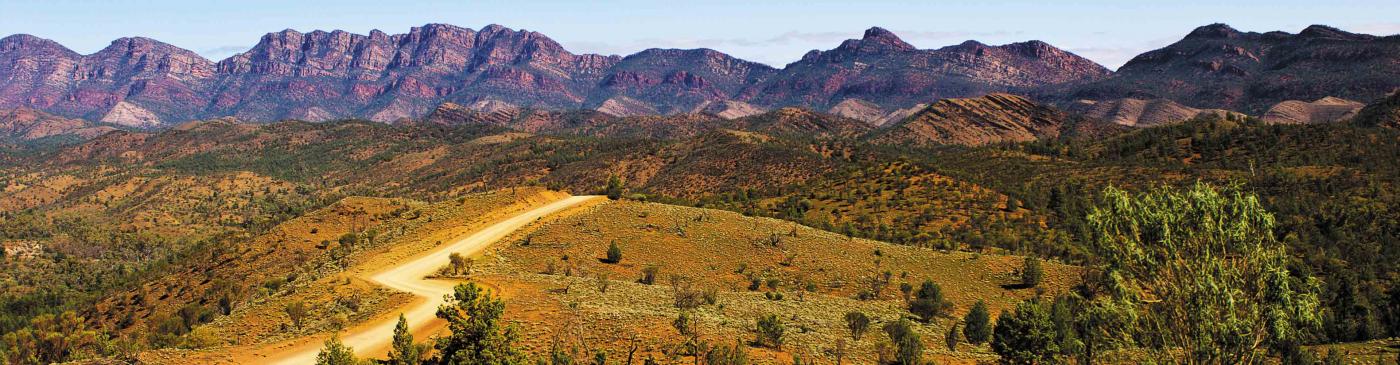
[2, 0, 1397, 70]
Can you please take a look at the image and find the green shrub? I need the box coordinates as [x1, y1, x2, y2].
[883, 318, 922, 365]
[1021, 257, 1043, 288]
[604, 241, 622, 264]
[908, 279, 952, 323]
[316, 334, 361, 365]
[755, 314, 785, 349]
[844, 311, 871, 340]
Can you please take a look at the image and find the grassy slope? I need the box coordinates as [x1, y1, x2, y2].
[477, 200, 1081, 364]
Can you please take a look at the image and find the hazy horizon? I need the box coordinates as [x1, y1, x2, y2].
[2, 0, 1398, 70]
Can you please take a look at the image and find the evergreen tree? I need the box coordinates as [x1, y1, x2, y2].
[389, 314, 421, 365]
[908, 279, 952, 323]
[963, 300, 992, 344]
[991, 300, 1057, 365]
[1021, 257, 1042, 288]
[605, 175, 624, 200]
[433, 283, 527, 365]
[604, 241, 622, 264]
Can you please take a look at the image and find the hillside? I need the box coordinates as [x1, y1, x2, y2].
[1067, 98, 1243, 127]
[870, 94, 1076, 146]
[474, 200, 1081, 364]
[1260, 97, 1364, 124]
[0, 108, 120, 142]
[3, 90, 1400, 363]
[1351, 92, 1400, 128]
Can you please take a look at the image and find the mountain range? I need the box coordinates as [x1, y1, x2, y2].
[1062, 24, 1400, 113]
[1, 23, 1396, 129]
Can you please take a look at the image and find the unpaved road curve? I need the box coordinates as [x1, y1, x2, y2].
[261, 195, 601, 364]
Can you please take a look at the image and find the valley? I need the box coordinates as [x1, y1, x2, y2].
[0, 15, 1398, 365]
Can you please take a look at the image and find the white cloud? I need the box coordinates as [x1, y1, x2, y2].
[199, 45, 248, 60]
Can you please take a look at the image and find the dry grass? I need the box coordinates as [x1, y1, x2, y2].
[476, 200, 1082, 364]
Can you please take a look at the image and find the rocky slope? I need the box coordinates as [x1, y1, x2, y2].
[0, 108, 119, 141]
[1259, 96, 1363, 124]
[0, 24, 1107, 126]
[0, 35, 214, 127]
[727, 107, 874, 139]
[1064, 24, 1400, 113]
[1069, 98, 1243, 127]
[592, 48, 776, 115]
[870, 93, 1075, 146]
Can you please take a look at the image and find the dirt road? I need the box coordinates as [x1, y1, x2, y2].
[259, 195, 600, 364]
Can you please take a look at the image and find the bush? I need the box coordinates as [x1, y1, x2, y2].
[1085, 183, 1322, 362]
[604, 241, 622, 264]
[963, 300, 992, 344]
[704, 339, 749, 365]
[285, 301, 309, 330]
[337, 232, 357, 247]
[448, 252, 471, 276]
[638, 265, 659, 285]
[605, 175, 624, 200]
[316, 334, 361, 365]
[908, 280, 952, 323]
[755, 314, 785, 349]
[673, 281, 706, 309]
[845, 311, 871, 340]
[883, 318, 922, 365]
[1021, 257, 1043, 288]
[673, 311, 698, 337]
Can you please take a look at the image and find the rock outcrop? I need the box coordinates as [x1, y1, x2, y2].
[871, 94, 1074, 146]
[1260, 97, 1364, 124]
[1070, 98, 1242, 127]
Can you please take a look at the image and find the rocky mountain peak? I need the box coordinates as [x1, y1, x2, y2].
[91, 36, 215, 76]
[0, 34, 77, 56]
[1186, 23, 1242, 39]
[1298, 25, 1370, 40]
[860, 27, 915, 51]
[98, 37, 207, 59]
[1002, 40, 1056, 57]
